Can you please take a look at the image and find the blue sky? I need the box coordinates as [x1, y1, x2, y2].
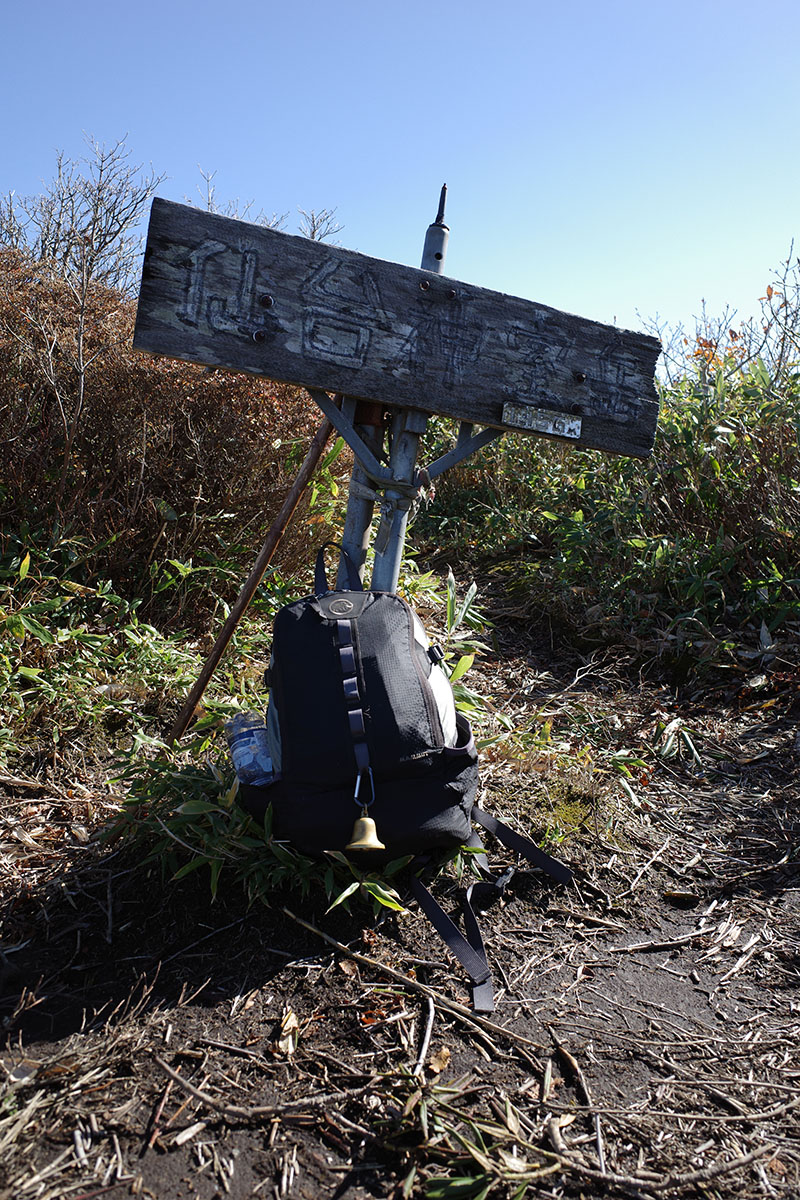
[2, 0, 799, 338]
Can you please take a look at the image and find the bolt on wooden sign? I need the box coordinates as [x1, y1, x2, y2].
[134, 199, 661, 457]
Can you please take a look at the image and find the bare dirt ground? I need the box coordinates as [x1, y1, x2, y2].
[1, 627, 798, 1200]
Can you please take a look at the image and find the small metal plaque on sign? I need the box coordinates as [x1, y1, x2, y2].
[501, 403, 582, 440]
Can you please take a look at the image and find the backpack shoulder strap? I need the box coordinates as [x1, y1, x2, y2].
[408, 817, 572, 1012]
[472, 805, 573, 885]
[408, 873, 495, 1013]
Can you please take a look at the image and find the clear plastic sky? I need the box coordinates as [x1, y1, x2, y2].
[2, 0, 798, 340]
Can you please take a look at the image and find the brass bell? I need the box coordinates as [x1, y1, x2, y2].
[345, 814, 385, 852]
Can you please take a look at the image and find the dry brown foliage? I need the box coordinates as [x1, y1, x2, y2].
[0, 247, 331, 622]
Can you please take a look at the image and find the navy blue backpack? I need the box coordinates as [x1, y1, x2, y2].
[238, 548, 571, 1010]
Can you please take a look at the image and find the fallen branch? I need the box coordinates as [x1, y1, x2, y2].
[610, 928, 710, 953]
[554, 1145, 774, 1194]
[413, 996, 435, 1076]
[618, 837, 671, 898]
[153, 1055, 371, 1121]
[550, 1028, 606, 1173]
[282, 906, 546, 1061]
[543, 1094, 800, 1124]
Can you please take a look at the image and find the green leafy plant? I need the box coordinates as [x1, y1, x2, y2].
[439, 569, 494, 721]
[374, 1069, 562, 1199]
[111, 741, 417, 915]
[325, 852, 410, 915]
[413, 342, 800, 683]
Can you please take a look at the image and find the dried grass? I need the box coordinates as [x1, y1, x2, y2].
[1, 646, 798, 1199]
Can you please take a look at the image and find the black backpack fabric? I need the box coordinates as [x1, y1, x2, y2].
[239, 547, 477, 858]
[238, 547, 571, 1011]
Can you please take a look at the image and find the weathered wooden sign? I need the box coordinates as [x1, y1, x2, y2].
[134, 199, 661, 456]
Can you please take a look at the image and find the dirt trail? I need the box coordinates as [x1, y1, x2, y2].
[1, 641, 798, 1199]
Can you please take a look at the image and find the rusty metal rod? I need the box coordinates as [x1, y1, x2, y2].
[167, 417, 334, 744]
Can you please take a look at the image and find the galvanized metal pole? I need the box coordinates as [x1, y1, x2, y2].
[370, 186, 449, 592]
[369, 409, 427, 591]
[336, 399, 383, 587]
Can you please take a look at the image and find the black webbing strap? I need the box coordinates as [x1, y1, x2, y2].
[462, 863, 516, 1011]
[314, 543, 362, 594]
[408, 874, 495, 1012]
[472, 806, 573, 885]
[408, 813, 572, 1012]
[335, 619, 371, 778]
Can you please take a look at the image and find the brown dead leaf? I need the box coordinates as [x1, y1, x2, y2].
[274, 1008, 300, 1056]
[428, 1045, 451, 1074]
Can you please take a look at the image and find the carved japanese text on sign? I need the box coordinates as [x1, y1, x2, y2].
[134, 199, 661, 456]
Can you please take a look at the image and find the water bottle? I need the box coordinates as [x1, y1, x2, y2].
[224, 712, 273, 787]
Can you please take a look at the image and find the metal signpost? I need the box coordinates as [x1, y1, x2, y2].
[134, 189, 661, 599]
